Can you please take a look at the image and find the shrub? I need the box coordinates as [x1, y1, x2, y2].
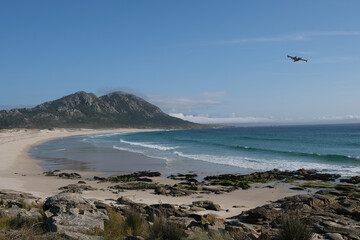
[0, 214, 45, 240]
[99, 210, 126, 240]
[149, 215, 186, 240]
[124, 209, 148, 237]
[187, 227, 233, 240]
[277, 214, 313, 240]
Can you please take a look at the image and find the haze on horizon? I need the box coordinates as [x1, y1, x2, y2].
[1, 1, 360, 125]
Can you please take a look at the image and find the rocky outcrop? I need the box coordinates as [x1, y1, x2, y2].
[231, 189, 360, 239]
[43, 193, 109, 234]
[192, 200, 222, 211]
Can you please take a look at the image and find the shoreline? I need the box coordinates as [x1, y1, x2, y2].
[0, 128, 302, 218]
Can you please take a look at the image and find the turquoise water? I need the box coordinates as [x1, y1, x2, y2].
[30, 124, 360, 177]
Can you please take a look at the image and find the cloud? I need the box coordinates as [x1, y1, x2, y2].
[212, 30, 360, 45]
[319, 115, 360, 121]
[148, 91, 227, 114]
[97, 87, 148, 99]
[202, 91, 227, 98]
[149, 95, 220, 105]
[0, 105, 34, 110]
[170, 113, 273, 124]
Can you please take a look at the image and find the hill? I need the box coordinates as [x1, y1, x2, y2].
[0, 91, 204, 129]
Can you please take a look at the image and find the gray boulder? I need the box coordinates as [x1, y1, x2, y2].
[43, 193, 108, 233]
[192, 200, 222, 211]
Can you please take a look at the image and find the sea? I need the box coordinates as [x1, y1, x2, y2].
[30, 124, 360, 178]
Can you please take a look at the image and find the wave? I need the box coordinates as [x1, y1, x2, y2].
[43, 148, 66, 153]
[112, 145, 174, 164]
[172, 151, 360, 176]
[86, 132, 124, 139]
[119, 139, 178, 151]
[230, 145, 360, 162]
[113, 145, 144, 154]
[169, 138, 360, 163]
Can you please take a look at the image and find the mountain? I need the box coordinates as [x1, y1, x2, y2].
[0, 91, 204, 129]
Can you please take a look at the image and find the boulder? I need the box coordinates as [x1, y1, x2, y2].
[64, 231, 105, 240]
[43, 193, 108, 233]
[192, 200, 221, 211]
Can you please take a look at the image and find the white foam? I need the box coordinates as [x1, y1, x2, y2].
[112, 145, 173, 163]
[119, 139, 178, 151]
[46, 148, 66, 153]
[112, 145, 143, 154]
[87, 132, 124, 139]
[172, 151, 360, 176]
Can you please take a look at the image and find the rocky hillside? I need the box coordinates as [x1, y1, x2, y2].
[0, 91, 203, 129]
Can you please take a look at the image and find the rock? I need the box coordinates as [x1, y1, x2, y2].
[64, 231, 105, 240]
[58, 172, 82, 179]
[225, 220, 259, 239]
[188, 214, 225, 232]
[124, 235, 145, 240]
[0, 190, 39, 208]
[145, 203, 187, 222]
[168, 187, 192, 197]
[190, 206, 206, 212]
[1, 205, 42, 221]
[117, 196, 134, 205]
[105, 171, 161, 182]
[154, 186, 168, 195]
[168, 173, 198, 181]
[192, 200, 221, 211]
[232, 188, 360, 239]
[324, 233, 346, 240]
[43, 193, 108, 233]
[241, 205, 281, 224]
[94, 176, 106, 181]
[201, 214, 225, 231]
[58, 184, 97, 194]
[179, 205, 190, 210]
[340, 176, 360, 184]
[93, 201, 112, 212]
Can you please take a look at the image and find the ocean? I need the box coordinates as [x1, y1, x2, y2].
[30, 124, 360, 177]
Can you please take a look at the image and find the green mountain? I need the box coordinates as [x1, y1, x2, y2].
[0, 91, 204, 129]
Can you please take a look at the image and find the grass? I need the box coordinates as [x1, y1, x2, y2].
[0, 214, 45, 240]
[149, 215, 186, 240]
[97, 210, 126, 240]
[277, 214, 313, 240]
[187, 227, 233, 240]
[124, 209, 148, 237]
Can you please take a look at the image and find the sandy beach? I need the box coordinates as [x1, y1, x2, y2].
[0, 128, 300, 218]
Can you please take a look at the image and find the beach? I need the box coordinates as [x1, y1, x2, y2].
[0, 128, 300, 218]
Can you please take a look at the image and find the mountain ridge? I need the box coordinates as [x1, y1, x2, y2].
[0, 91, 205, 129]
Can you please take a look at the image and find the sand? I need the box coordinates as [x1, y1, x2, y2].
[0, 128, 301, 218]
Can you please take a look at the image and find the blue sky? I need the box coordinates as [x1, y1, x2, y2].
[1, 1, 360, 124]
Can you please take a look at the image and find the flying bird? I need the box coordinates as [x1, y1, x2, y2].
[287, 55, 308, 62]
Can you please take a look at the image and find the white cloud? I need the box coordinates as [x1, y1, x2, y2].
[170, 113, 273, 124]
[319, 115, 360, 121]
[212, 30, 360, 45]
[148, 91, 227, 114]
[202, 91, 227, 98]
[149, 96, 220, 105]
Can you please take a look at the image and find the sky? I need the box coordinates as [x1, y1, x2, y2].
[1, 1, 360, 125]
